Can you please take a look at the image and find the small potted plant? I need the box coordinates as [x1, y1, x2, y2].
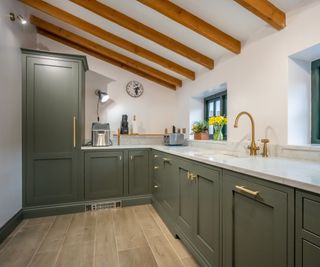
[192, 120, 209, 140]
[208, 116, 227, 141]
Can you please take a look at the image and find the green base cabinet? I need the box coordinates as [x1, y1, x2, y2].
[222, 170, 294, 267]
[85, 151, 124, 200]
[177, 159, 221, 267]
[296, 190, 320, 267]
[84, 149, 150, 200]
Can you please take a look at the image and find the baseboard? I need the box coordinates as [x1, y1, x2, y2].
[0, 210, 23, 244]
[23, 194, 152, 218]
[23, 203, 85, 218]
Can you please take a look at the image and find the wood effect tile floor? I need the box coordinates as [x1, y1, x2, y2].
[0, 205, 200, 267]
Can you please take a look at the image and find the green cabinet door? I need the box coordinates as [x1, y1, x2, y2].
[177, 159, 196, 241]
[128, 150, 150, 195]
[193, 164, 220, 267]
[85, 151, 124, 200]
[23, 52, 87, 206]
[161, 156, 179, 219]
[296, 190, 320, 267]
[222, 171, 294, 267]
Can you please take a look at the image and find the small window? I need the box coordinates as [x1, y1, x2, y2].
[204, 91, 227, 140]
[312, 59, 320, 144]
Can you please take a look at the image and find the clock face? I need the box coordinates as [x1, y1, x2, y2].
[126, 81, 144, 97]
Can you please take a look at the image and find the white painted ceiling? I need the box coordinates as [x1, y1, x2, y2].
[28, 0, 314, 81]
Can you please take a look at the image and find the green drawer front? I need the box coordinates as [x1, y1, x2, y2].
[302, 240, 320, 267]
[303, 198, 320, 237]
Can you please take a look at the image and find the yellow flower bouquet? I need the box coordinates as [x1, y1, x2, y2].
[208, 116, 227, 140]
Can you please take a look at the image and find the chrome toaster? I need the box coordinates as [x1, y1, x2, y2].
[164, 133, 185, 146]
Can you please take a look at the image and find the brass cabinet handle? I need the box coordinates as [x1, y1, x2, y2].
[187, 171, 191, 180]
[163, 157, 171, 163]
[235, 185, 259, 197]
[154, 185, 159, 189]
[190, 173, 197, 181]
[119, 155, 122, 161]
[154, 166, 159, 170]
[73, 116, 76, 148]
[154, 155, 158, 158]
[131, 155, 133, 161]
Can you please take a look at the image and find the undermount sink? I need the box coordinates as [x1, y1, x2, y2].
[191, 151, 248, 159]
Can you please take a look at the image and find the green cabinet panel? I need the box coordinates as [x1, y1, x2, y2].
[128, 150, 150, 195]
[22, 50, 87, 206]
[296, 190, 320, 267]
[85, 151, 124, 200]
[222, 170, 294, 267]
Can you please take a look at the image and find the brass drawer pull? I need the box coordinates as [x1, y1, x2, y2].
[154, 166, 159, 170]
[154, 185, 159, 189]
[236, 185, 259, 197]
[163, 157, 171, 162]
[73, 116, 76, 148]
[154, 155, 159, 158]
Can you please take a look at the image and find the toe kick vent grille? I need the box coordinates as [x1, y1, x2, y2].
[86, 201, 122, 211]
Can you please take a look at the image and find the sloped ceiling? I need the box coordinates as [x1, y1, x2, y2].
[25, 0, 313, 86]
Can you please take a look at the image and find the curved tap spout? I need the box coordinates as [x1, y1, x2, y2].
[234, 112, 259, 156]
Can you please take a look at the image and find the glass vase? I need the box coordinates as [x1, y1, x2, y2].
[213, 126, 224, 141]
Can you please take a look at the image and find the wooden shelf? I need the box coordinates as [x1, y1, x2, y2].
[113, 133, 165, 137]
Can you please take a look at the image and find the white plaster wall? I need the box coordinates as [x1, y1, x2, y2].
[288, 58, 311, 145]
[0, 0, 36, 227]
[37, 35, 177, 141]
[176, 1, 320, 145]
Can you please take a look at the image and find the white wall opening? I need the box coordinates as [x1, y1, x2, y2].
[288, 43, 320, 145]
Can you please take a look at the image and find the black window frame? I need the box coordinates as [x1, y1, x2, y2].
[312, 59, 320, 144]
[204, 90, 227, 140]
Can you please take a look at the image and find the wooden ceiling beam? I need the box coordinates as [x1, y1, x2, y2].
[137, 0, 241, 54]
[37, 28, 176, 90]
[30, 16, 182, 87]
[20, 0, 195, 80]
[37, 29, 176, 90]
[70, 0, 214, 69]
[234, 0, 286, 30]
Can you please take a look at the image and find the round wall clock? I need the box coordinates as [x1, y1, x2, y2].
[126, 81, 144, 97]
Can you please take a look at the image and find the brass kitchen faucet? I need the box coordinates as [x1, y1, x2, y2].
[234, 111, 259, 156]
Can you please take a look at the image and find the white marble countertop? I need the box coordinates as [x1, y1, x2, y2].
[82, 145, 320, 194]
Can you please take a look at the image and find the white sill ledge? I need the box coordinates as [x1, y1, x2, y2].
[282, 144, 320, 152]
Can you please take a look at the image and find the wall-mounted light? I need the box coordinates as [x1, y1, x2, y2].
[95, 89, 110, 122]
[95, 89, 110, 103]
[9, 12, 28, 25]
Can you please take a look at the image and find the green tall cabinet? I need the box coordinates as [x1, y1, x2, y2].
[22, 49, 88, 207]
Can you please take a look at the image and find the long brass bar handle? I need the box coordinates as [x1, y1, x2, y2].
[235, 185, 259, 197]
[73, 116, 76, 148]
